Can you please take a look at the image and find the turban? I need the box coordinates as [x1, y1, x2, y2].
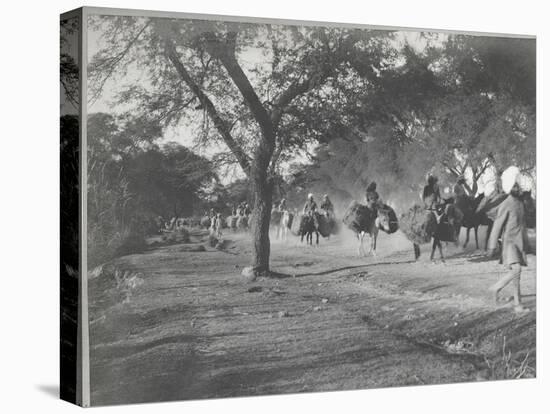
[501, 166, 520, 194]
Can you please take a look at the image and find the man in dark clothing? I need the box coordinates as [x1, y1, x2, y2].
[365, 181, 381, 210]
[453, 175, 468, 197]
[422, 175, 443, 212]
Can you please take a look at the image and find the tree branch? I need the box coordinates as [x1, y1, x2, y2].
[163, 39, 251, 174]
[202, 31, 276, 147]
[88, 21, 151, 105]
[269, 30, 361, 128]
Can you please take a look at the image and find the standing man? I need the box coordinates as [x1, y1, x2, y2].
[487, 166, 530, 313]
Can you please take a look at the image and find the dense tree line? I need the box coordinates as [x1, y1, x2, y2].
[87, 113, 217, 266]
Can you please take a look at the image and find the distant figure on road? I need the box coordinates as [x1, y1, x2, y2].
[487, 166, 530, 313]
[278, 198, 288, 212]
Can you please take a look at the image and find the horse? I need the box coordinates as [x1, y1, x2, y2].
[458, 193, 485, 249]
[342, 201, 392, 257]
[294, 213, 317, 245]
[522, 190, 536, 229]
[429, 202, 464, 261]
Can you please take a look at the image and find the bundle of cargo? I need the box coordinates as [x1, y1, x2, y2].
[400, 204, 437, 244]
[342, 201, 376, 233]
[328, 216, 340, 235]
[316, 213, 331, 238]
[379, 204, 399, 234]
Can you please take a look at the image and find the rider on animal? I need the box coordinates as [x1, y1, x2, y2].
[320, 194, 334, 219]
[303, 193, 318, 216]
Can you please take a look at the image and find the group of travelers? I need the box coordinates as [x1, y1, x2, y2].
[231, 202, 251, 217]
[420, 169, 530, 313]
[302, 193, 334, 218]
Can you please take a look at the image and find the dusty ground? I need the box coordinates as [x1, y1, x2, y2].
[88, 226, 536, 406]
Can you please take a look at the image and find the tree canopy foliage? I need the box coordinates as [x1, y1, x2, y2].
[85, 15, 535, 271]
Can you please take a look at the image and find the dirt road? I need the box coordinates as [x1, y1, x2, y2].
[88, 228, 536, 406]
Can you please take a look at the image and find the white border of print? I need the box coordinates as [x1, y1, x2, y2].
[0, 1, 546, 414]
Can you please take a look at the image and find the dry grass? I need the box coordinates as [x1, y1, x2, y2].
[484, 336, 535, 380]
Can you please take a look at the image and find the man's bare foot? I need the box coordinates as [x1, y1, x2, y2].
[514, 305, 529, 314]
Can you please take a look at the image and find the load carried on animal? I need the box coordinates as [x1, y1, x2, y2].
[316, 213, 331, 238]
[400, 204, 438, 244]
[342, 201, 376, 233]
[378, 204, 399, 234]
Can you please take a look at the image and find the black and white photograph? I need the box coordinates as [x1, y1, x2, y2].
[4, 0, 550, 412]
[60, 7, 538, 406]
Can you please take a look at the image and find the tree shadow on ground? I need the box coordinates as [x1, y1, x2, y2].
[268, 260, 417, 279]
[467, 254, 499, 264]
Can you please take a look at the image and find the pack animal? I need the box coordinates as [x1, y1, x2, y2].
[342, 201, 392, 257]
[299, 214, 319, 246]
[402, 199, 464, 262]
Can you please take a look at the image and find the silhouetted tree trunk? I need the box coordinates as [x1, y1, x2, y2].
[250, 166, 274, 274]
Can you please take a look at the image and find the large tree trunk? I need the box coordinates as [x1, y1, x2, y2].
[250, 165, 274, 276]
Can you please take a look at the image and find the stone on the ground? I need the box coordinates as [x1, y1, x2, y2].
[278, 310, 289, 318]
[240, 266, 257, 283]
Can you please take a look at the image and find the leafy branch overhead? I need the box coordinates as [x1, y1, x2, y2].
[88, 17, 397, 176]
